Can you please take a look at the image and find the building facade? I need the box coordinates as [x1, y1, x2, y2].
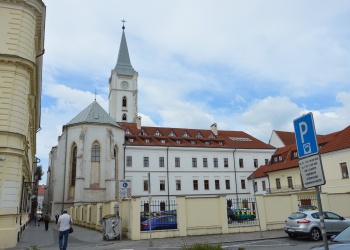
[46, 26, 275, 217]
[0, 0, 46, 248]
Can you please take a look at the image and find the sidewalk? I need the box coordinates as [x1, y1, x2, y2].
[10, 222, 287, 250]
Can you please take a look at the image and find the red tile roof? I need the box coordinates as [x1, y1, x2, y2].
[118, 123, 275, 150]
[249, 125, 350, 179]
[273, 131, 296, 146]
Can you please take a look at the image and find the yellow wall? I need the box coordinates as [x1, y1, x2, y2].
[0, 1, 45, 248]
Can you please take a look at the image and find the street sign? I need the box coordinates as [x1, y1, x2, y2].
[118, 179, 132, 199]
[293, 112, 319, 158]
[299, 154, 326, 188]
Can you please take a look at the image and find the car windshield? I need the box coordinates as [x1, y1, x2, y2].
[288, 212, 307, 220]
[333, 226, 350, 243]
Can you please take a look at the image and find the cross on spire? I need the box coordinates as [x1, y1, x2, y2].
[121, 19, 126, 30]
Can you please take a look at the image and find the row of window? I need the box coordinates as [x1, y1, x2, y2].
[143, 179, 237, 191]
[127, 156, 269, 168]
[126, 129, 217, 139]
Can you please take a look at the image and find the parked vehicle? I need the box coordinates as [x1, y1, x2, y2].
[231, 209, 256, 221]
[284, 210, 350, 241]
[157, 210, 177, 216]
[140, 215, 177, 231]
[311, 225, 350, 249]
[298, 205, 318, 211]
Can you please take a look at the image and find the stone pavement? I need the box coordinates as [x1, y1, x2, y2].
[9, 222, 287, 250]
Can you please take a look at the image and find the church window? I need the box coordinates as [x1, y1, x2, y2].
[122, 96, 127, 107]
[91, 143, 100, 162]
[71, 145, 77, 186]
[122, 113, 127, 121]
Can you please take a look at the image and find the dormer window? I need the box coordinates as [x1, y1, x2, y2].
[274, 156, 277, 162]
[191, 140, 196, 145]
[176, 140, 181, 144]
[125, 129, 132, 135]
[154, 130, 162, 136]
[293, 151, 298, 158]
[129, 138, 134, 143]
[208, 133, 215, 139]
[168, 131, 176, 137]
[145, 139, 150, 143]
[278, 155, 282, 161]
[218, 141, 223, 145]
[140, 130, 147, 136]
[182, 132, 190, 138]
[195, 132, 203, 138]
[205, 141, 210, 145]
[160, 139, 166, 144]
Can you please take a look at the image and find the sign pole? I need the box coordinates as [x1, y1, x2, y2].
[315, 185, 328, 250]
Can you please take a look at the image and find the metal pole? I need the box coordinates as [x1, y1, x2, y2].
[252, 177, 262, 238]
[315, 186, 328, 250]
[148, 172, 152, 247]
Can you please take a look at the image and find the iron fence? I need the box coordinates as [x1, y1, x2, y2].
[298, 196, 318, 211]
[227, 197, 258, 226]
[140, 199, 177, 231]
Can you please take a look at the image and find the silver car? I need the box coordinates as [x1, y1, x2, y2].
[284, 210, 350, 241]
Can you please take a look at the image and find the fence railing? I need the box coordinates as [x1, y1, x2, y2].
[226, 197, 258, 226]
[140, 199, 177, 231]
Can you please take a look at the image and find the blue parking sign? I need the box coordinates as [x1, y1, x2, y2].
[293, 112, 319, 158]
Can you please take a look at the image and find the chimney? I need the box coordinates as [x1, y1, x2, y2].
[210, 123, 218, 136]
[136, 116, 142, 130]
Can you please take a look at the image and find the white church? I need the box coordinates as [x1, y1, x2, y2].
[45, 25, 276, 216]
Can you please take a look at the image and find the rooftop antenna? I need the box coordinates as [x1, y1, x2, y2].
[121, 19, 126, 30]
[94, 88, 97, 101]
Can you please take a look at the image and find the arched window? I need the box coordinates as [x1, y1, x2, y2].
[71, 145, 77, 186]
[91, 143, 100, 162]
[122, 113, 127, 121]
[122, 96, 127, 107]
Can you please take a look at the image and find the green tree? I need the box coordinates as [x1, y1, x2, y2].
[36, 165, 44, 181]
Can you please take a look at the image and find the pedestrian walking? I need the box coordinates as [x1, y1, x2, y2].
[55, 213, 59, 224]
[44, 212, 50, 231]
[37, 214, 41, 226]
[58, 209, 73, 250]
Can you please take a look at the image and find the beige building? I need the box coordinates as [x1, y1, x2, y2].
[250, 125, 350, 196]
[0, 0, 45, 248]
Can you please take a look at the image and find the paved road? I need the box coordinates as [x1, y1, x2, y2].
[9, 222, 299, 250]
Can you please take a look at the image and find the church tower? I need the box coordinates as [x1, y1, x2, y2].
[109, 24, 138, 123]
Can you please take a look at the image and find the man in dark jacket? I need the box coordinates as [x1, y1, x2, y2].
[44, 212, 50, 231]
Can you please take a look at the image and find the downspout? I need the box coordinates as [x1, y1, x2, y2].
[62, 127, 68, 212]
[232, 149, 239, 206]
[123, 143, 126, 179]
[166, 147, 170, 210]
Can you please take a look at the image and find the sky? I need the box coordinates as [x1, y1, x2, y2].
[38, 0, 350, 184]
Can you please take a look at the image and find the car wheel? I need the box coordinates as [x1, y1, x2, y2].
[288, 233, 297, 238]
[309, 228, 321, 241]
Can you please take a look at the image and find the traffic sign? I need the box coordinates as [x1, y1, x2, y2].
[119, 179, 132, 199]
[299, 154, 326, 188]
[293, 112, 319, 158]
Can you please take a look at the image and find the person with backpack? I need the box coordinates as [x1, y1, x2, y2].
[44, 212, 50, 231]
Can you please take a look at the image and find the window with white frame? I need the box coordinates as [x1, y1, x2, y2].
[193, 180, 198, 190]
[224, 158, 228, 168]
[239, 159, 244, 168]
[176, 180, 181, 190]
[160, 180, 165, 191]
[254, 159, 258, 168]
[213, 158, 218, 168]
[143, 157, 149, 167]
[225, 180, 230, 189]
[175, 157, 180, 167]
[262, 180, 266, 191]
[204, 180, 209, 190]
[159, 157, 164, 167]
[340, 162, 349, 178]
[215, 180, 220, 190]
[126, 156, 132, 167]
[192, 158, 197, 168]
[241, 179, 246, 189]
[143, 180, 149, 191]
[203, 158, 208, 167]
[276, 178, 281, 189]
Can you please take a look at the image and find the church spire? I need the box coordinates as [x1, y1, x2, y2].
[115, 21, 135, 76]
